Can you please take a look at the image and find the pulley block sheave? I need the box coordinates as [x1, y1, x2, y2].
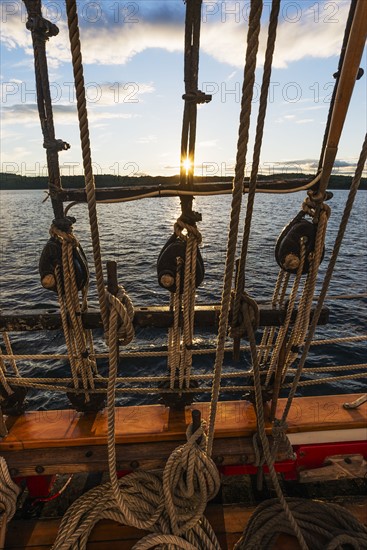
[39, 218, 89, 293]
[157, 233, 205, 293]
[275, 212, 324, 274]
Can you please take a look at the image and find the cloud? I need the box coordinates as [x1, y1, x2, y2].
[272, 158, 359, 174]
[198, 139, 218, 148]
[296, 118, 314, 124]
[1, 0, 350, 69]
[1, 103, 137, 126]
[136, 135, 157, 144]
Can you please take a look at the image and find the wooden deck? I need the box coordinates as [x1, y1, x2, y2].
[5, 500, 367, 549]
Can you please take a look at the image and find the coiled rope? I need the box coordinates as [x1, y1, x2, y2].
[234, 498, 367, 550]
[0, 457, 20, 547]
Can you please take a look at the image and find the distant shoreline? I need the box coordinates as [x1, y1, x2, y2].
[0, 173, 365, 190]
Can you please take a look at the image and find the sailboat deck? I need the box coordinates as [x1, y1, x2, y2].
[1, 394, 366, 477]
[6, 500, 367, 550]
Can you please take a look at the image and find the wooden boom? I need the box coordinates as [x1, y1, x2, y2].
[0, 304, 329, 332]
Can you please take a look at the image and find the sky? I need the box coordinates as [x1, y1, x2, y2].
[0, 0, 366, 179]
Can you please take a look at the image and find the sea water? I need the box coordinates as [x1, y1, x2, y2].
[0, 189, 366, 409]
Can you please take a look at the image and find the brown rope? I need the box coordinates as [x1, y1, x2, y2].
[232, 0, 281, 329]
[65, 0, 109, 335]
[281, 132, 367, 423]
[207, 0, 264, 456]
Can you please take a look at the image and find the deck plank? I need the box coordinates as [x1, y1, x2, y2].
[5, 501, 367, 549]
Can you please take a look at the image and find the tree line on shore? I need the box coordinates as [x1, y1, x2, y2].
[0, 172, 365, 190]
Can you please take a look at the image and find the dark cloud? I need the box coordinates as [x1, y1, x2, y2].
[281, 159, 358, 169]
[2, 103, 77, 119]
[77, 0, 185, 29]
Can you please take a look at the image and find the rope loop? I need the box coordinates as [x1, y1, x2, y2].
[50, 226, 78, 247]
[174, 219, 202, 243]
[106, 287, 135, 346]
[162, 420, 220, 536]
[229, 291, 259, 340]
[0, 457, 20, 524]
[303, 191, 332, 219]
[25, 15, 59, 38]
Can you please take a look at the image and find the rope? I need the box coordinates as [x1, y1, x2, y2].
[23, 0, 66, 220]
[4, 368, 366, 394]
[280, 132, 367, 424]
[207, 0, 263, 457]
[52, 224, 97, 396]
[179, 0, 206, 221]
[52, 285, 221, 550]
[232, 0, 281, 329]
[65, 0, 108, 335]
[1, 334, 19, 377]
[244, 314, 309, 550]
[1, 335, 365, 362]
[0, 457, 20, 537]
[234, 498, 367, 550]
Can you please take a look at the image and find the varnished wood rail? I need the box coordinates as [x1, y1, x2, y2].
[0, 395, 365, 477]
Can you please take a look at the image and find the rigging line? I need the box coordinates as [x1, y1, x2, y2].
[207, 0, 264, 457]
[232, 0, 281, 331]
[179, 0, 204, 220]
[281, 132, 367, 425]
[22, 0, 65, 220]
[65, 0, 109, 334]
[5, 363, 366, 386]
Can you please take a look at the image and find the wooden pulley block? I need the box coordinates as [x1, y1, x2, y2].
[275, 212, 324, 274]
[157, 234, 204, 293]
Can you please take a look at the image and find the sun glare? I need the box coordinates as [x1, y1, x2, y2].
[182, 157, 192, 174]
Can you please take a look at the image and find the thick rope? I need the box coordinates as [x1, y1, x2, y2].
[207, 0, 263, 457]
[234, 498, 367, 550]
[0, 457, 20, 538]
[65, 0, 108, 334]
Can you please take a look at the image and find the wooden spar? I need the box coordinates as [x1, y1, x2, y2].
[318, 0, 367, 196]
[0, 304, 329, 331]
[57, 178, 316, 203]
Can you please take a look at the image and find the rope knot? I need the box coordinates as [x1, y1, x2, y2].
[229, 291, 259, 339]
[186, 419, 207, 450]
[106, 286, 135, 346]
[50, 223, 78, 246]
[26, 15, 59, 38]
[272, 420, 296, 460]
[182, 90, 212, 104]
[43, 138, 71, 152]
